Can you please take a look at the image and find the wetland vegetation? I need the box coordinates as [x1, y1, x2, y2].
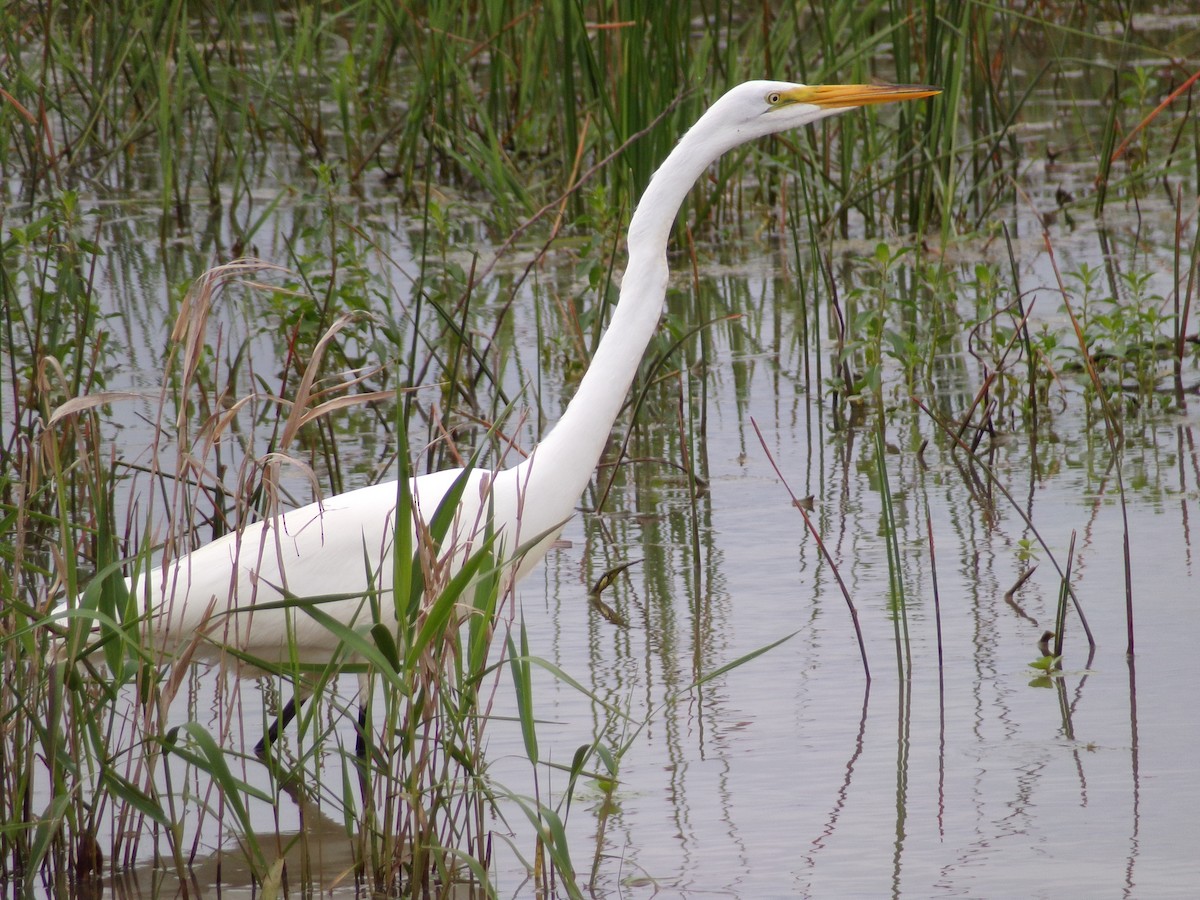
[3, 1, 1200, 897]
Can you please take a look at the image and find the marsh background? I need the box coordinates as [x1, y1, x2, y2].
[3, 1, 1200, 897]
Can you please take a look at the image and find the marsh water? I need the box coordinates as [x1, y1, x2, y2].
[7, 8, 1200, 900]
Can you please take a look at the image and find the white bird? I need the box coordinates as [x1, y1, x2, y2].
[69, 80, 938, 750]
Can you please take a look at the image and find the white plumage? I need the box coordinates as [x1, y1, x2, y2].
[79, 80, 938, 692]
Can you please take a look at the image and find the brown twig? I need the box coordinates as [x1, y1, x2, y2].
[750, 417, 870, 682]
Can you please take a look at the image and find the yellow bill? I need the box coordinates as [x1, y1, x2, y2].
[784, 83, 941, 109]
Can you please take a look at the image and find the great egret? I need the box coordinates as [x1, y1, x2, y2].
[70, 80, 938, 749]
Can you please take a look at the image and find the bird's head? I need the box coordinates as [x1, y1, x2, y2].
[629, 78, 940, 245]
[699, 79, 940, 148]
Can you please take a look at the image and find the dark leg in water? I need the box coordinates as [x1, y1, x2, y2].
[255, 694, 302, 757]
[354, 703, 369, 762]
[354, 703, 371, 804]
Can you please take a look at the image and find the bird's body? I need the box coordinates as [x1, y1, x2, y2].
[89, 80, 937, 684]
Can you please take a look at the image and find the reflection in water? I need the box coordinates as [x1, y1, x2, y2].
[104, 790, 477, 899]
[108, 793, 359, 897]
[804, 683, 870, 872]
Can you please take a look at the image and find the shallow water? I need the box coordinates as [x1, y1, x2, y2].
[509, 327, 1200, 897]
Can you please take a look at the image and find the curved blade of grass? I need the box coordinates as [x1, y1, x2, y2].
[163, 722, 273, 877]
[491, 788, 581, 900]
[506, 621, 537, 766]
[407, 532, 500, 668]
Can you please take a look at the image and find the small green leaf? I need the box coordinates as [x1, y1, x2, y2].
[370, 623, 400, 672]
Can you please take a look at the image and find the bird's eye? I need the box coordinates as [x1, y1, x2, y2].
[767, 91, 782, 105]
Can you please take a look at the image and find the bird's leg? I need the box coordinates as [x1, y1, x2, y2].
[255, 693, 303, 757]
[354, 701, 372, 809]
[352, 671, 373, 806]
[354, 702, 369, 762]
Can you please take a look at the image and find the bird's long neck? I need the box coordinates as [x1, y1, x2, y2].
[501, 117, 725, 539]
